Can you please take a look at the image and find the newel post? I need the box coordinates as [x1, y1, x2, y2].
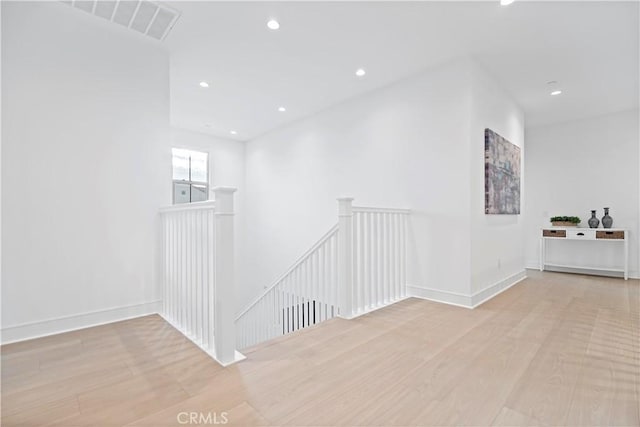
[213, 187, 237, 365]
[337, 197, 355, 319]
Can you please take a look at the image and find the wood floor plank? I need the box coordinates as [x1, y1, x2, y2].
[565, 354, 639, 426]
[491, 406, 549, 426]
[504, 299, 600, 425]
[1, 361, 133, 417]
[1, 271, 638, 427]
[1, 395, 81, 427]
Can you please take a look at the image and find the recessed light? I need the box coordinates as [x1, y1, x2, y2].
[550, 90, 562, 96]
[355, 68, 366, 77]
[278, 107, 286, 112]
[230, 130, 237, 135]
[267, 20, 280, 30]
[199, 81, 209, 88]
[204, 124, 212, 128]
[500, 0, 515, 5]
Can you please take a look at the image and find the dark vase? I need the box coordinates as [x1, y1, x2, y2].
[588, 210, 600, 228]
[602, 207, 613, 229]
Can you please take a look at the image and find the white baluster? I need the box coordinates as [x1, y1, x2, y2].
[318, 243, 325, 322]
[196, 211, 201, 344]
[304, 260, 308, 326]
[202, 211, 213, 351]
[308, 258, 313, 327]
[172, 214, 177, 323]
[355, 213, 360, 311]
[186, 211, 191, 335]
[193, 211, 198, 339]
[165, 215, 170, 322]
[302, 259, 307, 328]
[332, 233, 337, 315]
[189, 211, 195, 337]
[288, 272, 293, 332]
[373, 212, 380, 308]
[385, 212, 391, 304]
[379, 212, 385, 304]
[393, 213, 398, 301]
[362, 213, 368, 310]
[177, 211, 182, 328]
[161, 216, 166, 316]
[185, 211, 190, 336]
[378, 213, 384, 306]
[310, 252, 316, 324]
[401, 214, 407, 297]
[183, 210, 188, 331]
[172, 214, 177, 324]
[352, 213, 359, 314]
[392, 213, 398, 301]
[291, 269, 295, 331]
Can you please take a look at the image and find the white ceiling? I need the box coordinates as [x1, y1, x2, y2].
[165, 1, 639, 141]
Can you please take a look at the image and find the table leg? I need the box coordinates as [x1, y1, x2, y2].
[624, 236, 628, 280]
[539, 237, 545, 272]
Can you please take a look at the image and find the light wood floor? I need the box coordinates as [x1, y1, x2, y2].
[2, 271, 639, 426]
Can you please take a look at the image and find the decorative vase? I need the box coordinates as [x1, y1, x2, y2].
[588, 210, 600, 228]
[601, 207, 613, 229]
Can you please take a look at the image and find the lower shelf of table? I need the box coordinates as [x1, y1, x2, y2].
[543, 263, 626, 273]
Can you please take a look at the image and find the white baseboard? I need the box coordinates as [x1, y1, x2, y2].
[407, 270, 528, 309]
[338, 296, 412, 320]
[1, 300, 162, 345]
[470, 270, 527, 308]
[406, 285, 473, 308]
[525, 261, 539, 271]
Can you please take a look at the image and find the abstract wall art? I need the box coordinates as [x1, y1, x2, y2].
[484, 128, 520, 214]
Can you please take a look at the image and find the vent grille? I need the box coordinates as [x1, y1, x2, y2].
[64, 1, 180, 41]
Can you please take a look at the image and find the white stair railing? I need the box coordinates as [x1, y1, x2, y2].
[159, 187, 241, 366]
[236, 225, 340, 349]
[236, 197, 410, 350]
[351, 205, 409, 316]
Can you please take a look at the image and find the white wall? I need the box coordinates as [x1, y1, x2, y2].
[524, 109, 640, 278]
[241, 60, 483, 310]
[469, 64, 526, 296]
[1, 2, 170, 342]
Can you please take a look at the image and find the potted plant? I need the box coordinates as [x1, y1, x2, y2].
[550, 216, 581, 227]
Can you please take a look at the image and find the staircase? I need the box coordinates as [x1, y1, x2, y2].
[236, 198, 410, 350]
[159, 193, 410, 364]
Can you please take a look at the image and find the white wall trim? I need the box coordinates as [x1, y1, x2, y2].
[1, 300, 162, 345]
[470, 270, 527, 308]
[406, 285, 474, 308]
[525, 261, 539, 271]
[338, 296, 412, 320]
[407, 270, 527, 309]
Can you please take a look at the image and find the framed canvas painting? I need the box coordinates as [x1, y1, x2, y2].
[484, 128, 520, 214]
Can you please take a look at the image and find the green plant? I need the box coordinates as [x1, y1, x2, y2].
[550, 216, 581, 224]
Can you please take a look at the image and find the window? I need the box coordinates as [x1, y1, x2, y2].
[172, 148, 208, 204]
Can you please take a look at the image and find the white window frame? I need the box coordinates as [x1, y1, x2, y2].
[172, 148, 209, 204]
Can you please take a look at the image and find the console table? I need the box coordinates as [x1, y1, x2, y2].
[539, 227, 629, 280]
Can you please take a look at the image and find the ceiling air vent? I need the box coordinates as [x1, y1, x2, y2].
[64, 1, 180, 41]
